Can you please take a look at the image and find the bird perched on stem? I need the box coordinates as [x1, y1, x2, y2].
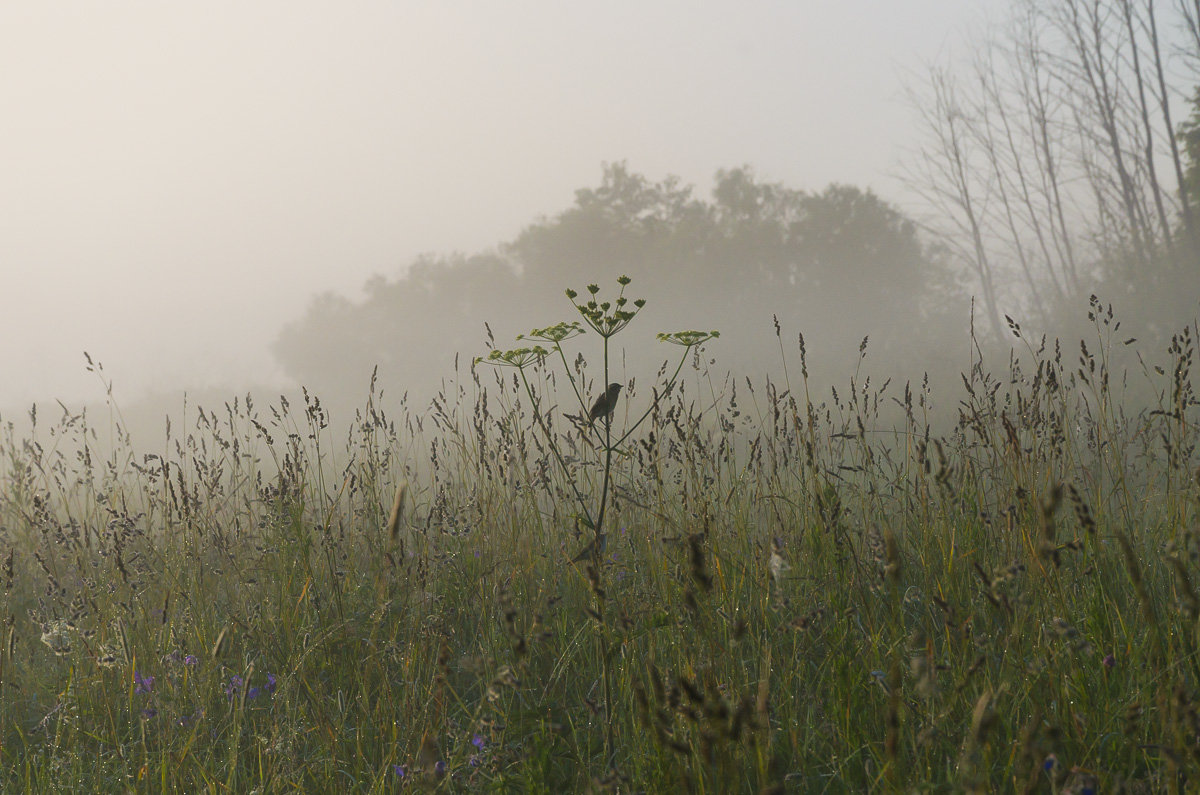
[564, 382, 624, 437]
[589, 383, 623, 424]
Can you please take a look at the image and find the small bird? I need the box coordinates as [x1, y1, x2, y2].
[589, 383, 623, 424]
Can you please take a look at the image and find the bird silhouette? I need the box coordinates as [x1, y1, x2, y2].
[588, 383, 623, 424]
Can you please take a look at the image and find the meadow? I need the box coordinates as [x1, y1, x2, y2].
[0, 282, 1197, 793]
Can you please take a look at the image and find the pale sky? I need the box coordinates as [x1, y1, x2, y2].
[0, 1, 998, 408]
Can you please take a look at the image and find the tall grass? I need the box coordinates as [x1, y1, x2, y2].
[0, 301, 1196, 792]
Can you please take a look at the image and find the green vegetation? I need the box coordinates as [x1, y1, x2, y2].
[0, 282, 1198, 792]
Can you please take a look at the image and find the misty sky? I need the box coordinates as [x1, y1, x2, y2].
[1, 1, 1001, 408]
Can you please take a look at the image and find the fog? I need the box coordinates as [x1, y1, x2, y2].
[0, 2, 991, 404]
[3, 0, 1195, 445]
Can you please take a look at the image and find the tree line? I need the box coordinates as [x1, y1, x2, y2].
[273, 165, 963, 404]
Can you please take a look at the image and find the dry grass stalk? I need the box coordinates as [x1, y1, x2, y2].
[385, 482, 408, 540]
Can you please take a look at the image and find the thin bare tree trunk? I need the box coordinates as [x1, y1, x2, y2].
[1061, 0, 1150, 263]
[973, 55, 1054, 323]
[1015, 8, 1083, 293]
[1123, 0, 1174, 247]
[1162, 0, 1196, 242]
[904, 70, 1006, 338]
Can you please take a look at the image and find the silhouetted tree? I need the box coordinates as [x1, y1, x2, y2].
[903, 0, 1199, 345]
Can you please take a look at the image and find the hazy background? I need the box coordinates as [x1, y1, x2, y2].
[3, 0, 1196, 436]
[1, 1, 1003, 408]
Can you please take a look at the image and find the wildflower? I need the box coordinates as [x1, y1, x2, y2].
[1043, 754, 1060, 774]
[1102, 653, 1115, 668]
[226, 675, 244, 700]
[769, 537, 789, 583]
[266, 673, 277, 693]
[39, 620, 73, 656]
[769, 551, 788, 582]
[869, 669, 890, 693]
[183, 654, 198, 666]
[134, 671, 155, 694]
[471, 734, 486, 750]
[434, 760, 447, 777]
[140, 708, 157, 720]
[392, 764, 407, 778]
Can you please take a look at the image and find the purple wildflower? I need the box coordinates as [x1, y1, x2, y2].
[141, 707, 157, 720]
[134, 671, 155, 694]
[183, 654, 198, 666]
[471, 734, 486, 750]
[266, 673, 277, 693]
[1102, 653, 1116, 668]
[225, 675, 244, 700]
[392, 764, 406, 778]
[434, 760, 446, 776]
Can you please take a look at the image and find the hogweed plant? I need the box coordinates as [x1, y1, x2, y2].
[479, 275, 718, 763]
[479, 277, 718, 554]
